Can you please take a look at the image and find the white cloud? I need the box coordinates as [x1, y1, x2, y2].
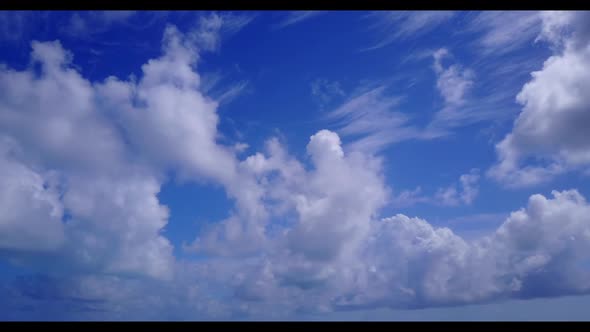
[0, 25, 265, 280]
[429, 48, 477, 129]
[433, 48, 474, 108]
[74, 188, 590, 313]
[324, 86, 422, 153]
[468, 11, 542, 55]
[64, 11, 137, 38]
[363, 11, 455, 51]
[191, 129, 390, 263]
[0, 137, 65, 252]
[390, 187, 430, 208]
[286, 130, 389, 261]
[275, 11, 323, 29]
[0, 37, 178, 279]
[185, 130, 590, 314]
[390, 169, 480, 208]
[3, 19, 590, 319]
[489, 11, 590, 187]
[192, 13, 224, 52]
[217, 80, 249, 106]
[220, 12, 256, 35]
[535, 11, 590, 48]
[0, 39, 125, 173]
[318, 189, 590, 310]
[489, 190, 590, 296]
[220, 188, 590, 314]
[435, 169, 480, 207]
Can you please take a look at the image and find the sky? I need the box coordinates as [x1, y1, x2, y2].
[0, 10, 590, 321]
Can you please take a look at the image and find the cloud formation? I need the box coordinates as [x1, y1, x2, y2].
[435, 169, 480, 207]
[489, 11, 590, 187]
[468, 11, 542, 55]
[0, 25, 257, 280]
[1, 17, 590, 320]
[363, 11, 455, 51]
[275, 11, 323, 29]
[324, 86, 422, 153]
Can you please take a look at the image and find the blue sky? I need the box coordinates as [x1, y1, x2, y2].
[1, 10, 590, 320]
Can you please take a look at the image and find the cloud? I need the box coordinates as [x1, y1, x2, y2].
[334, 189, 590, 310]
[275, 11, 323, 29]
[196, 186, 590, 314]
[428, 48, 478, 130]
[489, 11, 590, 187]
[217, 80, 250, 106]
[64, 11, 137, 38]
[0, 36, 179, 279]
[390, 187, 431, 208]
[0, 25, 267, 280]
[324, 86, 423, 153]
[433, 48, 474, 108]
[363, 11, 455, 51]
[0, 137, 65, 252]
[435, 169, 480, 207]
[190, 129, 390, 263]
[467, 11, 542, 55]
[2, 19, 590, 320]
[391, 169, 480, 208]
[321, 63, 485, 153]
[188, 129, 590, 315]
[191, 13, 224, 52]
[490, 190, 590, 297]
[189, 12, 255, 51]
[219, 12, 256, 35]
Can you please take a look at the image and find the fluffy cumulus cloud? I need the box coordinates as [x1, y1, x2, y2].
[489, 11, 590, 187]
[191, 184, 590, 316]
[354, 190, 590, 308]
[187, 132, 590, 317]
[2, 20, 590, 320]
[0, 25, 256, 280]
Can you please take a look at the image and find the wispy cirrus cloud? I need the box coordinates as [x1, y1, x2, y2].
[467, 11, 542, 55]
[201, 71, 251, 107]
[274, 11, 324, 29]
[323, 86, 423, 153]
[190, 12, 256, 52]
[362, 11, 455, 51]
[217, 80, 251, 106]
